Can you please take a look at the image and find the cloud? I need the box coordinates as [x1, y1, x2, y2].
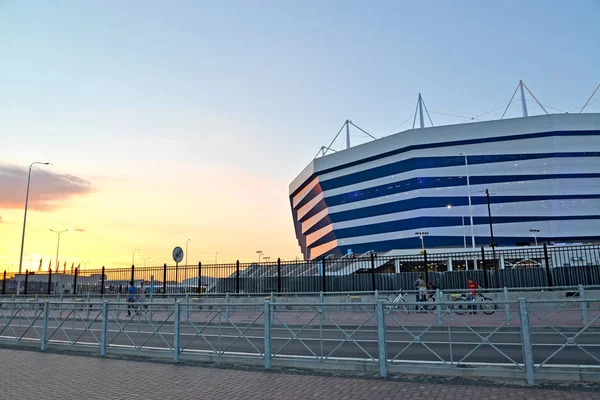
[74, 228, 85, 232]
[0, 216, 3, 223]
[0, 164, 93, 211]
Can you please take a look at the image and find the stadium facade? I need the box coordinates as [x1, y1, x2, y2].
[289, 113, 600, 260]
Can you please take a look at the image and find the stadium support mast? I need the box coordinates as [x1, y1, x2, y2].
[520, 80, 528, 117]
[412, 93, 434, 129]
[502, 80, 548, 119]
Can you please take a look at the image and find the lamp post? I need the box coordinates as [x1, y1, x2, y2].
[18, 161, 52, 277]
[132, 249, 141, 266]
[256, 250, 263, 263]
[529, 229, 540, 246]
[141, 257, 150, 267]
[50, 229, 69, 272]
[263, 256, 271, 262]
[480, 189, 497, 263]
[215, 252, 218, 264]
[186, 239, 190, 266]
[415, 232, 429, 249]
[458, 153, 476, 248]
[82, 261, 90, 270]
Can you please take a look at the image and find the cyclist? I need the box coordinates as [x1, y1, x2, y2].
[466, 277, 480, 301]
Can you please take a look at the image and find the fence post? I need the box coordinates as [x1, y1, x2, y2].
[73, 267, 78, 295]
[481, 247, 489, 288]
[47, 269, 52, 295]
[236, 260, 240, 294]
[100, 300, 108, 356]
[116, 293, 120, 316]
[376, 299, 388, 377]
[198, 262, 202, 294]
[100, 267, 105, 296]
[503, 287, 510, 324]
[423, 250, 428, 286]
[270, 292, 275, 322]
[34, 294, 39, 315]
[86, 293, 91, 319]
[322, 257, 327, 293]
[163, 263, 167, 294]
[41, 299, 50, 351]
[2, 270, 5, 295]
[543, 244, 552, 288]
[225, 292, 230, 319]
[435, 288, 442, 324]
[264, 301, 272, 369]
[579, 284, 588, 325]
[130, 265, 135, 283]
[370, 252, 376, 292]
[173, 301, 181, 362]
[185, 293, 190, 320]
[277, 258, 282, 293]
[518, 297, 535, 385]
[24, 270, 29, 295]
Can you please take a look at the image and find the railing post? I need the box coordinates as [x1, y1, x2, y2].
[236, 260, 240, 294]
[73, 267, 78, 295]
[198, 262, 202, 294]
[2, 270, 5, 295]
[264, 301, 272, 369]
[100, 266, 105, 296]
[270, 291, 275, 322]
[503, 287, 511, 324]
[579, 284, 588, 325]
[518, 297, 535, 386]
[130, 265, 135, 283]
[173, 301, 181, 362]
[24, 270, 29, 295]
[376, 299, 388, 377]
[86, 294, 91, 319]
[163, 263, 167, 294]
[435, 288, 442, 324]
[34, 294, 39, 315]
[41, 299, 50, 351]
[225, 292, 230, 319]
[47, 269, 52, 295]
[277, 258, 282, 293]
[423, 250, 428, 286]
[481, 247, 489, 288]
[100, 300, 108, 356]
[370, 252, 376, 292]
[185, 293, 190, 320]
[543, 244, 552, 288]
[116, 293, 120, 316]
[321, 257, 327, 293]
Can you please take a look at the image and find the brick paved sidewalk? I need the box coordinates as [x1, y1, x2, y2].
[0, 349, 599, 400]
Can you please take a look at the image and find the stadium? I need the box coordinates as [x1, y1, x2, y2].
[289, 91, 600, 261]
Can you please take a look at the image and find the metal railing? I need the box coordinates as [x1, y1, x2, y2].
[2, 244, 599, 296]
[1, 292, 599, 385]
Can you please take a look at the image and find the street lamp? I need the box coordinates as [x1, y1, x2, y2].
[215, 252, 218, 264]
[82, 261, 90, 270]
[530, 229, 540, 246]
[18, 161, 52, 277]
[458, 153, 476, 248]
[415, 232, 429, 250]
[480, 189, 497, 262]
[50, 228, 69, 272]
[186, 239, 190, 266]
[132, 249, 141, 266]
[141, 257, 151, 267]
[263, 256, 271, 262]
[256, 250, 263, 263]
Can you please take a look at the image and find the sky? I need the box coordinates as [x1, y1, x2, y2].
[1, 0, 599, 272]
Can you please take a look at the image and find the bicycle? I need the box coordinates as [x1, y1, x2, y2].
[382, 291, 436, 313]
[450, 292, 496, 315]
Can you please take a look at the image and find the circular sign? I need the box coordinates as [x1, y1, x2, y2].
[173, 246, 184, 263]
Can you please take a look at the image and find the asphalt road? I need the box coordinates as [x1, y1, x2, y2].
[2, 316, 599, 367]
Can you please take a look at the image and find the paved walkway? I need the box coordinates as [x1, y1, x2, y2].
[0, 349, 599, 399]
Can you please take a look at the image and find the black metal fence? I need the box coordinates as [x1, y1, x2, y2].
[2, 244, 600, 295]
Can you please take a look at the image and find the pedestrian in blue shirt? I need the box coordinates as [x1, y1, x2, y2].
[127, 281, 138, 316]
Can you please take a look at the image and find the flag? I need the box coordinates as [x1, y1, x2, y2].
[38, 258, 43, 272]
[70, 262, 74, 274]
[63, 261, 66, 274]
[77, 263, 80, 270]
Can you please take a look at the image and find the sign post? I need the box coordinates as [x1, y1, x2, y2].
[173, 246, 184, 293]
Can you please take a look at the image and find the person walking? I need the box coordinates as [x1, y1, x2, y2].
[127, 281, 138, 317]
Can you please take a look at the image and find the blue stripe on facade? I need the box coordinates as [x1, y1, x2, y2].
[297, 174, 600, 224]
[334, 235, 600, 257]
[290, 130, 600, 198]
[320, 152, 600, 192]
[308, 215, 600, 249]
